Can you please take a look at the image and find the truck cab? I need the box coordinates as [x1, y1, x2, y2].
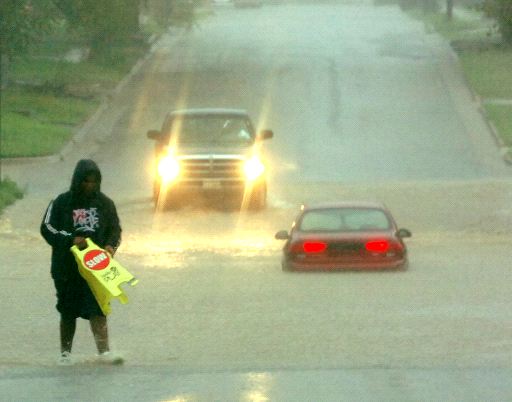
[147, 108, 273, 210]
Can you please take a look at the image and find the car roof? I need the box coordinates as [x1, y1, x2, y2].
[169, 108, 250, 118]
[301, 201, 388, 211]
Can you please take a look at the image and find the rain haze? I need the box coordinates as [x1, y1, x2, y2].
[1, 0, 512, 400]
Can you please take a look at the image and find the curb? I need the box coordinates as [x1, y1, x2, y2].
[446, 42, 512, 166]
[477, 99, 512, 165]
[56, 37, 158, 161]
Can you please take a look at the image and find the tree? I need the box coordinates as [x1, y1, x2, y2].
[483, 0, 512, 44]
[144, 0, 201, 30]
[52, 0, 142, 61]
[398, 0, 439, 13]
[143, 0, 175, 27]
[0, 0, 59, 88]
[446, 0, 454, 20]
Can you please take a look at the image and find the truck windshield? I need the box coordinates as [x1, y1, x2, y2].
[170, 116, 254, 145]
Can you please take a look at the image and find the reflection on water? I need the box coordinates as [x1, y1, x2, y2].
[159, 373, 273, 402]
[243, 372, 273, 402]
[162, 396, 193, 402]
[118, 205, 282, 269]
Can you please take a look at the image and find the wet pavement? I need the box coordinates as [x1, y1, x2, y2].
[1, 2, 512, 400]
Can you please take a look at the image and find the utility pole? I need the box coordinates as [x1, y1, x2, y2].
[0, 54, 4, 182]
[447, 0, 454, 20]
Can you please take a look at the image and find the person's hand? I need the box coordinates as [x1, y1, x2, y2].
[105, 245, 115, 257]
[73, 236, 87, 250]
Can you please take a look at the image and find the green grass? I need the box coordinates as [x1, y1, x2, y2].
[12, 54, 138, 92]
[1, 38, 148, 158]
[0, 18, 152, 209]
[4, 86, 99, 123]
[2, 87, 99, 157]
[458, 50, 512, 99]
[485, 104, 512, 146]
[0, 178, 23, 214]
[408, 7, 512, 151]
[3, 112, 74, 157]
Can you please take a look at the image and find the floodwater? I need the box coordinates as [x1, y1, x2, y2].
[1, 1, 512, 400]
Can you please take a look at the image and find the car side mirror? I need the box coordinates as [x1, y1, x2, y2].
[397, 228, 412, 238]
[275, 230, 289, 240]
[257, 129, 274, 141]
[147, 129, 162, 140]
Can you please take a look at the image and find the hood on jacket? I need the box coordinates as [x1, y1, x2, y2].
[70, 159, 102, 195]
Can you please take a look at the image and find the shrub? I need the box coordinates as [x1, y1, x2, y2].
[398, 0, 439, 12]
[0, 178, 23, 213]
[483, 0, 512, 44]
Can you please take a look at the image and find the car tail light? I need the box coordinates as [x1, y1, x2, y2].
[365, 240, 389, 253]
[289, 241, 328, 254]
[302, 241, 327, 253]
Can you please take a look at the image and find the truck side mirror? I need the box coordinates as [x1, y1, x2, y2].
[147, 129, 162, 140]
[257, 129, 274, 141]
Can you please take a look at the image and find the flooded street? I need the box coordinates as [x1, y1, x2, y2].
[2, 180, 512, 371]
[1, 2, 512, 400]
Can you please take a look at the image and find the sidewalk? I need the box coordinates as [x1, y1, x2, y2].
[445, 6, 512, 165]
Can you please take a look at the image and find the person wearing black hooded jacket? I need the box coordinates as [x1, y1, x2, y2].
[41, 159, 122, 365]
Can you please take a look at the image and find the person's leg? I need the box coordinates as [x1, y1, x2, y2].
[60, 317, 76, 354]
[55, 278, 76, 355]
[90, 315, 123, 364]
[89, 315, 109, 354]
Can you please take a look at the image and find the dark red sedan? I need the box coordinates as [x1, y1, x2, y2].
[275, 202, 411, 271]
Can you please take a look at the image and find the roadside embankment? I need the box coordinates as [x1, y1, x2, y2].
[406, 4, 512, 164]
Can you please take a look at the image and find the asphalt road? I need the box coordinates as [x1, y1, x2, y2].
[1, 2, 512, 401]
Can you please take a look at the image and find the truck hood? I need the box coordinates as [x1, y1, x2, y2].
[174, 145, 254, 158]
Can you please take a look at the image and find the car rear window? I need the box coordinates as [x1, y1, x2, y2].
[299, 208, 391, 232]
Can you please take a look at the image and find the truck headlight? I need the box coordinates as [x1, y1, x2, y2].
[157, 155, 180, 182]
[244, 156, 265, 181]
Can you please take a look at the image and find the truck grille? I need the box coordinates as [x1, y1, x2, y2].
[179, 156, 244, 180]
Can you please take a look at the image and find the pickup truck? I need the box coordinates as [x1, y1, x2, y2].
[147, 108, 273, 210]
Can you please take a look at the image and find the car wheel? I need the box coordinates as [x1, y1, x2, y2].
[397, 260, 409, 272]
[154, 187, 181, 211]
[281, 261, 292, 272]
[163, 194, 181, 210]
[152, 183, 162, 211]
[153, 181, 161, 203]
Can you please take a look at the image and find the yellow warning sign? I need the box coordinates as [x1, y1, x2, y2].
[71, 238, 138, 315]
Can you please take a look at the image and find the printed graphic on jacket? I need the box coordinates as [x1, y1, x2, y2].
[73, 208, 99, 232]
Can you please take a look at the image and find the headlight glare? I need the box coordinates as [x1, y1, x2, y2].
[157, 156, 180, 182]
[244, 156, 265, 181]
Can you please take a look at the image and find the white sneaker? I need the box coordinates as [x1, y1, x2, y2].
[57, 351, 73, 366]
[96, 351, 124, 365]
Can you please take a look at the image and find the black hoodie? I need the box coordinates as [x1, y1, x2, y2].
[41, 159, 122, 280]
